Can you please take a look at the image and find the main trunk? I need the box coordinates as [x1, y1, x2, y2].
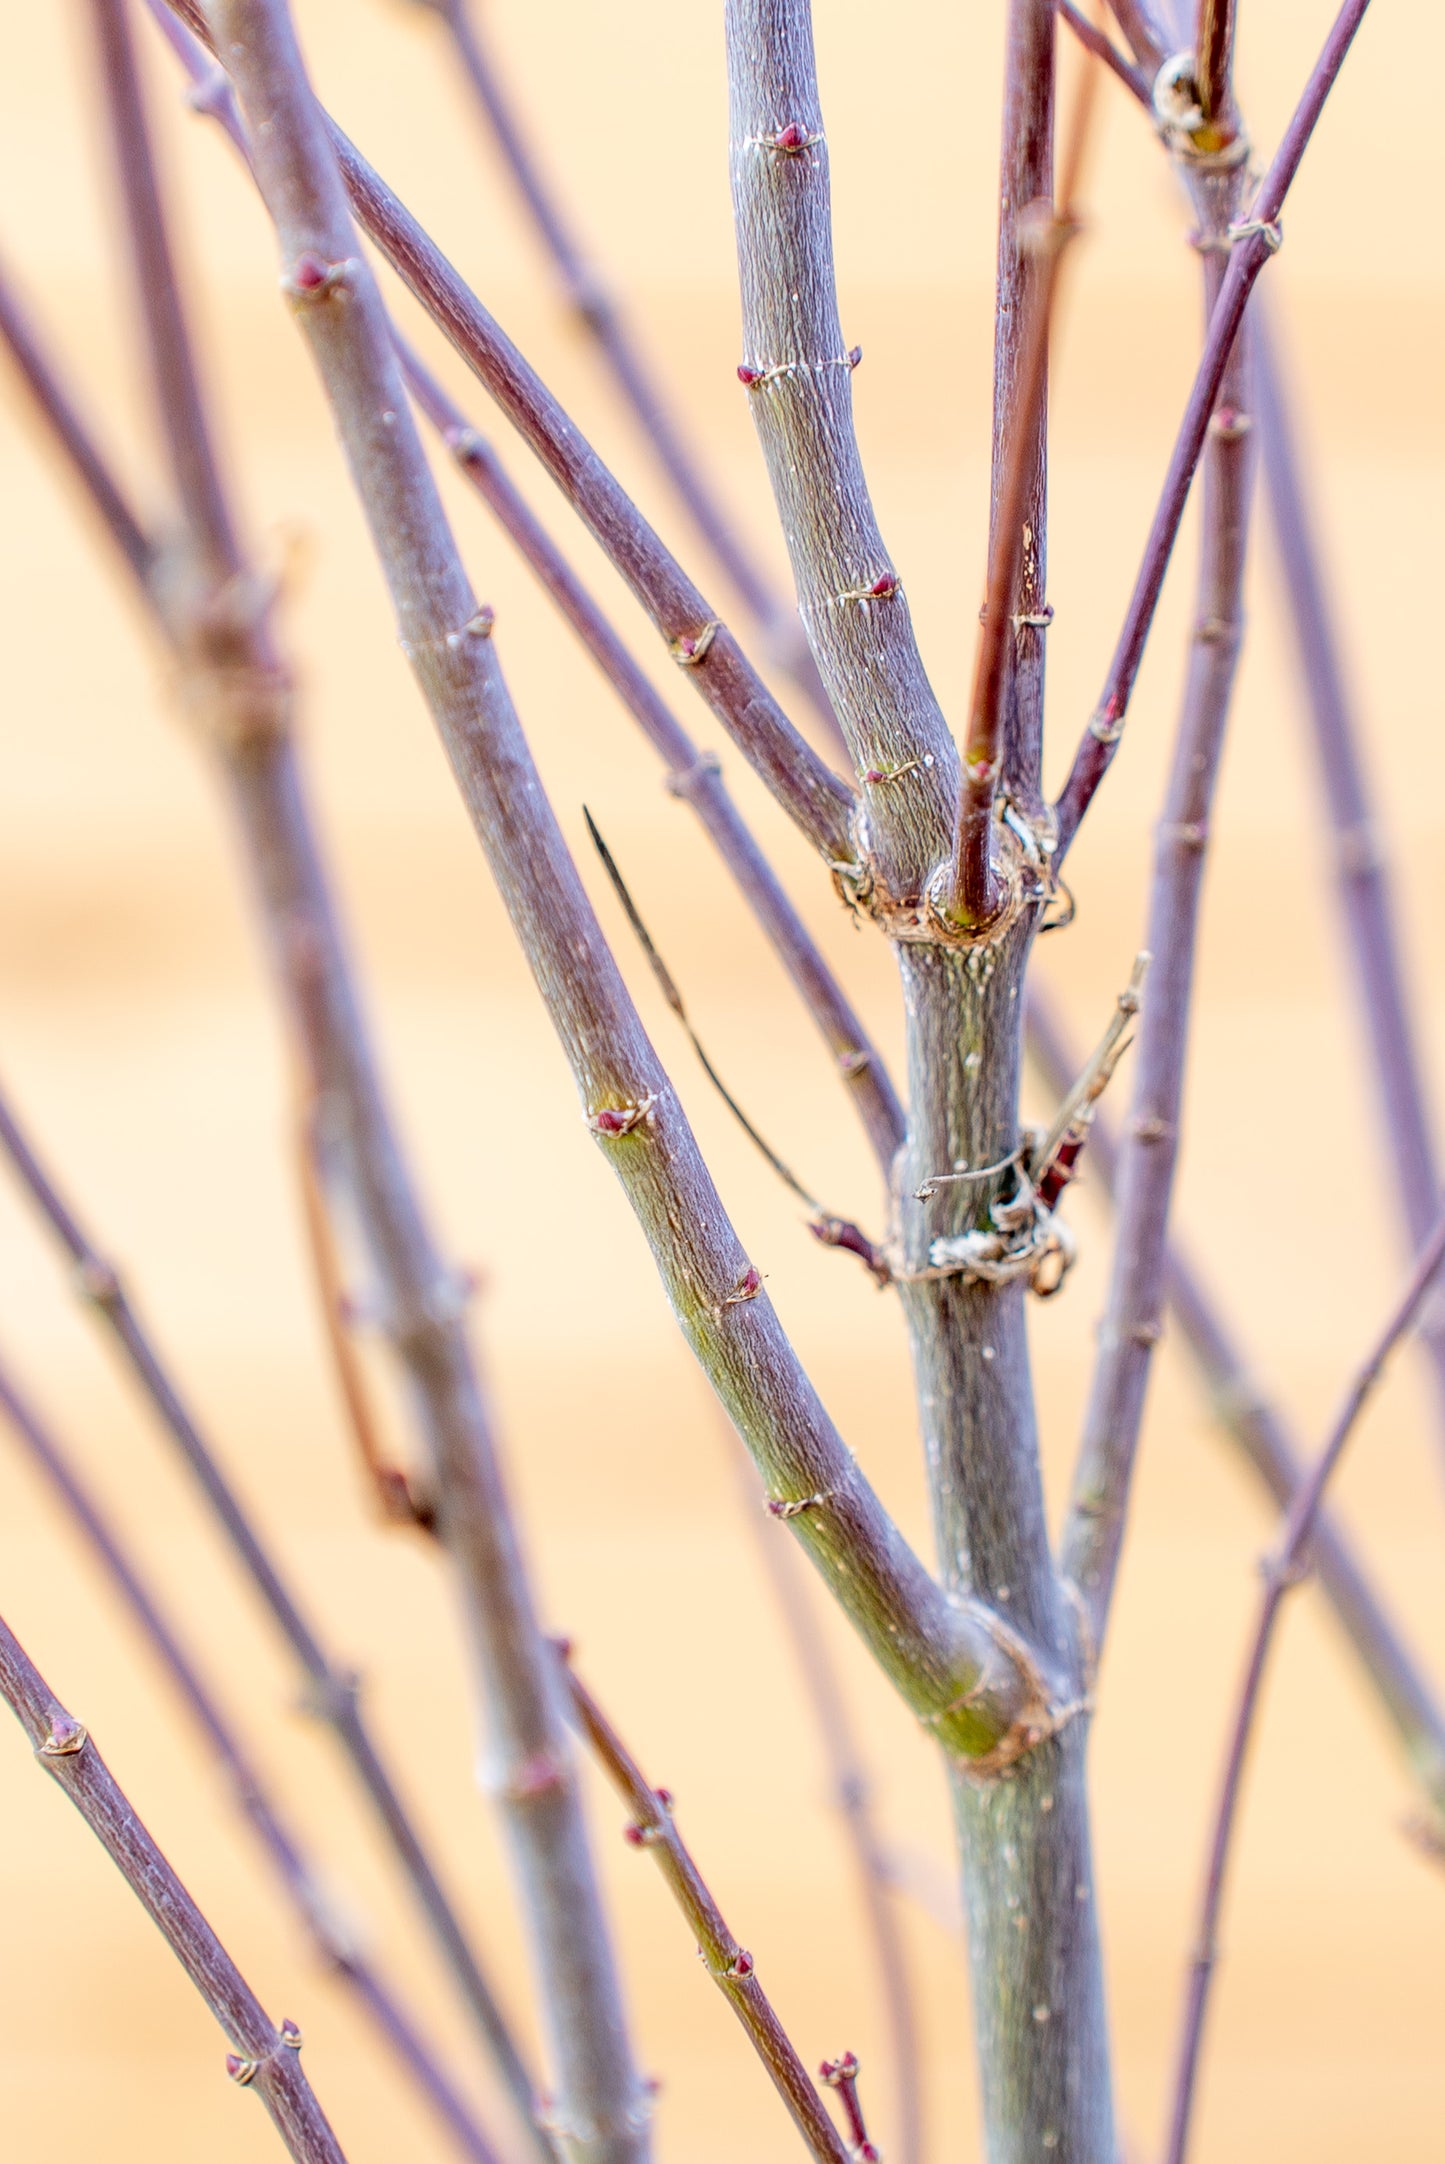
[896, 928, 1115, 2162]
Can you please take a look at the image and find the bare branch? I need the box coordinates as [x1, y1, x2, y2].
[1255, 313, 1445, 1463]
[1056, 1, 1150, 103]
[564, 1656, 855, 2164]
[1025, 990, 1445, 1817]
[1060, 152, 1258, 1654]
[161, 0, 857, 868]
[1100, 0, 1169, 72]
[0, 1355, 505, 2164]
[951, 0, 1093, 928]
[0, 1614, 349, 2164]
[724, 0, 958, 905]
[0, 1076, 543, 2141]
[413, 0, 844, 745]
[195, 30, 652, 2153]
[0, 254, 156, 591]
[1163, 1208, 1445, 2164]
[1051, 0, 1377, 856]
[723, 1427, 924, 2164]
[393, 331, 905, 1176]
[1195, 0, 1238, 131]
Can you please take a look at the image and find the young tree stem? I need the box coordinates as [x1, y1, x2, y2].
[1163, 1207, 1445, 2164]
[0, 1354, 507, 2164]
[0, 1614, 349, 2164]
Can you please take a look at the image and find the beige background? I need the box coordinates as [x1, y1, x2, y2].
[1, 2, 1442, 2159]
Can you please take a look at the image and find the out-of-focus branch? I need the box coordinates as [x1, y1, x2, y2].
[195, 0, 1045, 1768]
[1057, 1, 1150, 102]
[724, 0, 957, 905]
[563, 1655, 853, 2164]
[0, 1077, 543, 2144]
[1255, 315, 1445, 1468]
[1051, 0, 1376, 856]
[0, 1614, 349, 2164]
[0, 1354, 505, 2164]
[1061, 151, 1257, 1655]
[1164, 1208, 1445, 2164]
[406, 0, 846, 749]
[161, 0, 859, 871]
[1101, 0, 1168, 72]
[0, 260, 155, 588]
[1025, 990, 1445, 1816]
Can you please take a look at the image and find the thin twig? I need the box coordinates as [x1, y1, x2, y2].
[1255, 312, 1445, 1468]
[561, 1655, 852, 2164]
[0, 1613, 349, 2164]
[581, 808, 889, 1283]
[412, 0, 845, 749]
[0, 1076, 543, 2140]
[192, 0, 1041, 1771]
[1024, 988, 1445, 1815]
[292, 1096, 435, 1529]
[0, 1354, 505, 2164]
[160, 0, 859, 872]
[1060, 140, 1258, 1652]
[722, 1427, 924, 2164]
[724, 0, 957, 905]
[1163, 1207, 1445, 2164]
[951, 0, 1095, 927]
[1051, 0, 1376, 857]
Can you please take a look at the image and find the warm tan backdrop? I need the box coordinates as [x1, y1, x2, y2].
[1, 3, 1442, 2160]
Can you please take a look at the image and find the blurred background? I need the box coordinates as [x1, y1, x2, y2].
[0, 2, 1442, 2158]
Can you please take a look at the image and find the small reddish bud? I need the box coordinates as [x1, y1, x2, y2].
[867, 572, 899, 599]
[279, 2020, 303, 2050]
[738, 1266, 761, 1297]
[862, 767, 885, 785]
[729, 1950, 754, 1977]
[654, 1786, 674, 1810]
[623, 1822, 647, 1847]
[225, 2053, 259, 2087]
[737, 363, 762, 387]
[592, 1109, 628, 1134]
[291, 252, 331, 292]
[848, 344, 863, 369]
[773, 120, 810, 151]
